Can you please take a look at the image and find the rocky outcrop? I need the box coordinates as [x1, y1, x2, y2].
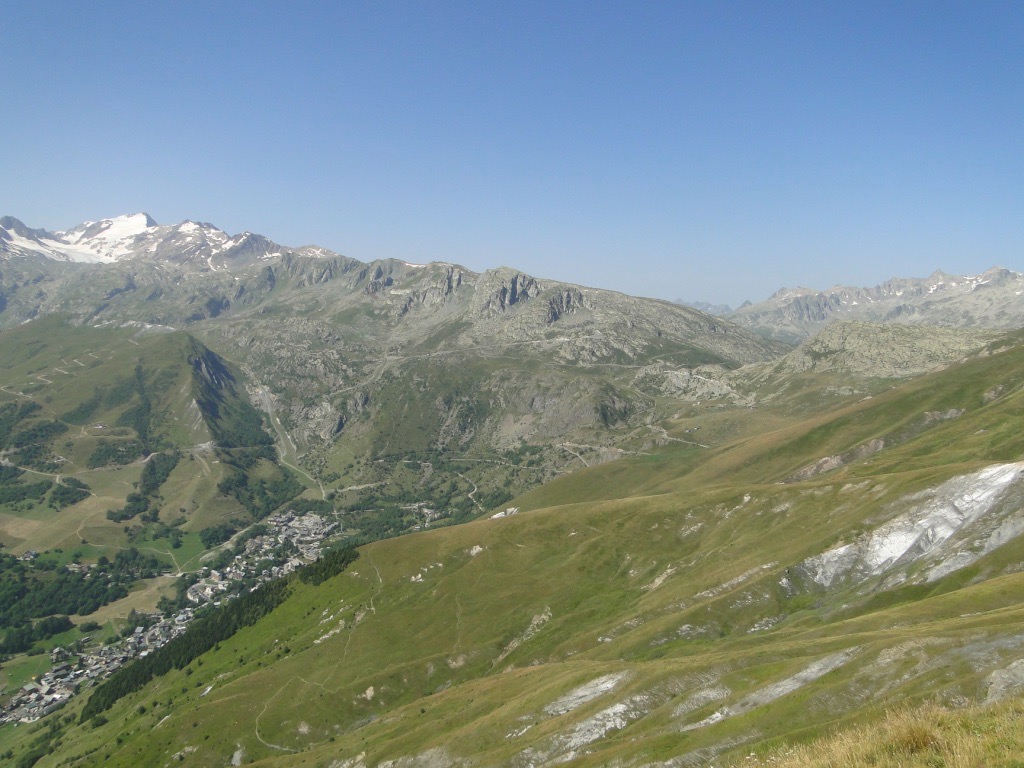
[398, 266, 469, 316]
[361, 264, 395, 295]
[545, 287, 589, 324]
[478, 270, 541, 316]
[798, 463, 1024, 589]
[766, 321, 998, 379]
[788, 438, 887, 482]
[278, 253, 361, 286]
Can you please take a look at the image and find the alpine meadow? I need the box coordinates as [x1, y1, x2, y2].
[0, 214, 1022, 766]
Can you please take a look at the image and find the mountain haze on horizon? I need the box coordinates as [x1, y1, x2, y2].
[4, 212, 1020, 329]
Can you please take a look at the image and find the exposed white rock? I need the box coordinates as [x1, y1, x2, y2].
[553, 701, 631, 760]
[544, 672, 629, 716]
[803, 463, 1024, 588]
[681, 649, 857, 731]
[694, 562, 777, 600]
[493, 607, 551, 665]
[643, 566, 677, 592]
[671, 684, 731, 717]
[985, 659, 1024, 703]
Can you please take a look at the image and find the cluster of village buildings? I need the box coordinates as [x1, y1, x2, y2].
[1, 609, 196, 724]
[1, 509, 342, 724]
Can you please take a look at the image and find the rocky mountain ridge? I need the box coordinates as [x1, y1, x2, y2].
[727, 267, 1024, 343]
[0, 213, 341, 269]
[0, 213, 789, 522]
[7, 214, 1019, 347]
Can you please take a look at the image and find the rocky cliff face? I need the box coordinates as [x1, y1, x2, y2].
[475, 269, 542, 315]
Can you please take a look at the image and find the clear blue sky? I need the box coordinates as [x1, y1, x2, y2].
[3, 1, 1021, 306]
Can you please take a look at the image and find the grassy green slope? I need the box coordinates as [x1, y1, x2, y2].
[0, 319, 211, 554]
[14, 332, 1024, 767]
[0, 319, 300, 614]
[516, 330, 1024, 510]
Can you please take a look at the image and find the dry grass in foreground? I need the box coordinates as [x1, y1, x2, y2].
[731, 697, 1024, 768]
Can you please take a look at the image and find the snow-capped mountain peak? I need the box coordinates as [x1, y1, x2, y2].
[61, 212, 157, 241]
[52, 213, 159, 262]
[0, 213, 340, 270]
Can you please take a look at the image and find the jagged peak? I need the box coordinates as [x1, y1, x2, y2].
[769, 286, 817, 301]
[0, 215, 29, 232]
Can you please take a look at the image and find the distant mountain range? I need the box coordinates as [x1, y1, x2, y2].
[7, 213, 1020, 347]
[719, 268, 1024, 343]
[673, 299, 734, 316]
[0, 213, 335, 268]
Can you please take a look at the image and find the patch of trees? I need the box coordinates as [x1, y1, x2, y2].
[478, 487, 513, 509]
[11, 420, 67, 449]
[139, 450, 180, 495]
[10, 444, 61, 472]
[49, 477, 90, 510]
[87, 438, 145, 468]
[106, 450, 180, 522]
[216, 452, 303, 520]
[289, 498, 334, 514]
[0, 569, 124, 627]
[114, 365, 154, 448]
[60, 388, 104, 424]
[0, 403, 67, 471]
[106, 491, 148, 522]
[0, 402, 40, 446]
[296, 544, 359, 586]
[345, 505, 414, 542]
[103, 376, 138, 408]
[142, 520, 185, 549]
[0, 479, 52, 506]
[198, 523, 237, 548]
[106, 547, 163, 580]
[0, 548, 164, 628]
[81, 577, 292, 722]
[0, 615, 74, 655]
[504, 443, 544, 465]
[100, 364, 176, 452]
[0, 445, 54, 507]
